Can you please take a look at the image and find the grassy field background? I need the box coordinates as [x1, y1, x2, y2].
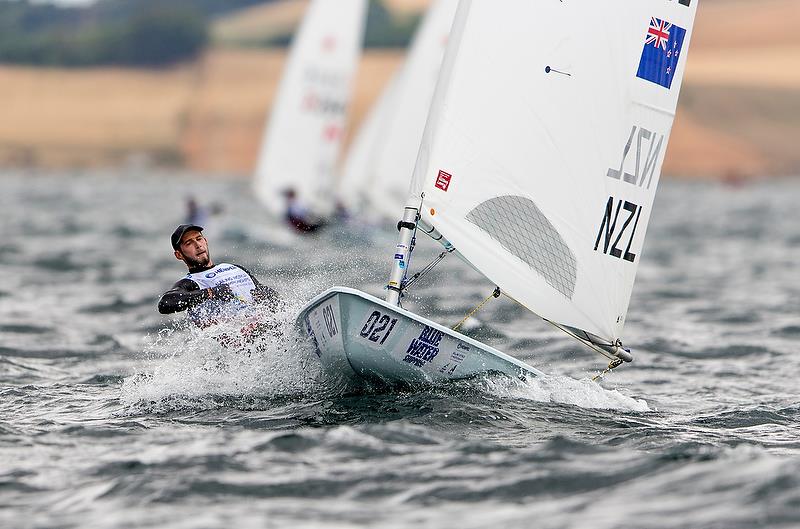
[1, 0, 798, 178]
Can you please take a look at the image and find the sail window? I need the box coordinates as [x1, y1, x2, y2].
[466, 195, 577, 298]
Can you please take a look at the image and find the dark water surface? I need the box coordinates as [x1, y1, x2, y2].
[1, 171, 799, 529]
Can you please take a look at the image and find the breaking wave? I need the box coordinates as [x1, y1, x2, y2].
[478, 373, 650, 412]
[120, 292, 322, 410]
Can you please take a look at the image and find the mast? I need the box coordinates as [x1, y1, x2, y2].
[385, 1, 470, 306]
[385, 205, 419, 306]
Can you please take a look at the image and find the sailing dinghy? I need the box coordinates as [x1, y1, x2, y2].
[298, 0, 698, 386]
[254, 0, 367, 219]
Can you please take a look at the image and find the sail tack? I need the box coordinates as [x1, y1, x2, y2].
[254, 0, 367, 218]
[410, 0, 698, 342]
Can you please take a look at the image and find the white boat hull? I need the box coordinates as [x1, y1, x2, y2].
[297, 287, 543, 387]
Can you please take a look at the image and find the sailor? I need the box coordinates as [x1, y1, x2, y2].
[185, 196, 208, 226]
[282, 188, 325, 233]
[185, 196, 224, 233]
[158, 224, 280, 331]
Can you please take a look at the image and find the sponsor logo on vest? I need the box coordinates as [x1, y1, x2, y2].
[199, 265, 240, 280]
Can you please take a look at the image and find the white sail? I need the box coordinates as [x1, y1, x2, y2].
[339, 0, 459, 220]
[338, 71, 402, 214]
[254, 0, 367, 218]
[410, 0, 698, 343]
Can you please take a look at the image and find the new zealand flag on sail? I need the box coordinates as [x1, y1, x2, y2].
[636, 17, 687, 89]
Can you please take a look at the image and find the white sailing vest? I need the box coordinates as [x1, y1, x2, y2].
[184, 263, 257, 326]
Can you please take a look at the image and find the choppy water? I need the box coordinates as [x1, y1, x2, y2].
[1, 171, 799, 529]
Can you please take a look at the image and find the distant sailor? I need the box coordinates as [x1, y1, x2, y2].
[185, 196, 208, 226]
[185, 196, 224, 232]
[282, 188, 325, 233]
[158, 224, 280, 331]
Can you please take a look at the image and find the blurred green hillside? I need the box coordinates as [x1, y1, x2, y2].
[211, 0, 419, 48]
[0, 0, 798, 178]
[0, 0, 418, 66]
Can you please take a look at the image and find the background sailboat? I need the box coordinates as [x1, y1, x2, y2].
[254, 0, 367, 219]
[338, 0, 459, 223]
[299, 0, 698, 386]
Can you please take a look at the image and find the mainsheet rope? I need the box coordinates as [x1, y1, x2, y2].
[451, 287, 501, 332]
[450, 287, 626, 380]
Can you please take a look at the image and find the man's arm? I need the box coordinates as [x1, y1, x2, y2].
[158, 279, 232, 314]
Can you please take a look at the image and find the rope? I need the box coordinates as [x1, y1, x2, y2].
[448, 287, 627, 378]
[452, 287, 500, 332]
[499, 292, 628, 377]
[401, 247, 454, 292]
[592, 358, 623, 381]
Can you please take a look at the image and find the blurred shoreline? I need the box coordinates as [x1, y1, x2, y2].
[0, 0, 798, 179]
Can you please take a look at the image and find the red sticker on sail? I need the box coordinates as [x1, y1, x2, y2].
[435, 170, 452, 191]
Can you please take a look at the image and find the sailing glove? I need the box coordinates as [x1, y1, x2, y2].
[208, 283, 235, 301]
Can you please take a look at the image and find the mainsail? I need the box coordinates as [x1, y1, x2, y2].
[408, 0, 698, 343]
[338, 0, 459, 221]
[254, 0, 367, 218]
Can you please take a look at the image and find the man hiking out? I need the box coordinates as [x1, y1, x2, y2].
[158, 224, 280, 334]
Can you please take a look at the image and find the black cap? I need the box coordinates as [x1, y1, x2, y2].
[171, 224, 203, 250]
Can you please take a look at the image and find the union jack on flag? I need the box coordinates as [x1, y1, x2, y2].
[636, 16, 686, 89]
[645, 18, 672, 50]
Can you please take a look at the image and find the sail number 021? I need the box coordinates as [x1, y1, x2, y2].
[360, 311, 398, 345]
[322, 304, 338, 337]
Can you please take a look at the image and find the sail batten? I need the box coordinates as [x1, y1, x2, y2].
[408, 0, 698, 342]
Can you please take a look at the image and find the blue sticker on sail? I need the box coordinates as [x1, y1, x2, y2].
[636, 17, 686, 89]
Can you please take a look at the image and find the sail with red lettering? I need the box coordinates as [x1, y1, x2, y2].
[255, 0, 367, 218]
